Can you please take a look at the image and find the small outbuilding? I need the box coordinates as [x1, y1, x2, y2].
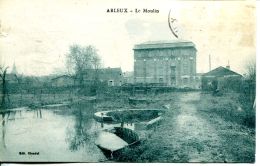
[201, 66, 243, 92]
[82, 67, 123, 86]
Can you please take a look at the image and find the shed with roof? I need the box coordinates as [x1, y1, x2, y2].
[201, 66, 243, 91]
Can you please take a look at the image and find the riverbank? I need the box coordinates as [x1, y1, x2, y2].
[196, 92, 255, 162]
[115, 92, 255, 163]
[0, 93, 98, 110]
[1, 91, 255, 163]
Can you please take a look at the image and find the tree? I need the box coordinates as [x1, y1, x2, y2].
[244, 59, 256, 106]
[0, 66, 8, 108]
[66, 44, 101, 86]
[0, 65, 9, 149]
[245, 59, 256, 83]
[240, 58, 256, 127]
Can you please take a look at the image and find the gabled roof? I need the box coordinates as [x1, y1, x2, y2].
[97, 67, 122, 74]
[134, 40, 196, 50]
[83, 68, 122, 74]
[51, 75, 75, 81]
[196, 73, 204, 76]
[202, 66, 242, 77]
[82, 67, 122, 80]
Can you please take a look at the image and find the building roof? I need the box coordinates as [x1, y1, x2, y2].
[202, 66, 242, 77]
[82, 67, 122, 80]
[97, 67, 122, 74]
[196, 73, 204, 76]
[134, 40, 196, 50]
[51, 75, 74, 81]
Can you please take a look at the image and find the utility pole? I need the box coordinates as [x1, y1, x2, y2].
[209, 54, 211, 71]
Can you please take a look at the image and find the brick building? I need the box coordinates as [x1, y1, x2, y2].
[133, 40, 197, 88]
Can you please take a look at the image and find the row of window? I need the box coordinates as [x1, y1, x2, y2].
[134, 77, 198, 85]
[134, 57, 194, 62]
[135, 66, 194, 76]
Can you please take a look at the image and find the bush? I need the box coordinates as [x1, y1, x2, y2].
[197, 92, 255, 128]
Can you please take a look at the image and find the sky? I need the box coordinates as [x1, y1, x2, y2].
[0, 0, 256, 76]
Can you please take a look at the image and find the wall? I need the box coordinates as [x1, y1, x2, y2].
[134, 47, 197, 88]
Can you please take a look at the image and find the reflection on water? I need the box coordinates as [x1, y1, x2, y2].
[65, 104, 92, 152]
[0, 103, 106, 162]
[1, 113, 6, 149]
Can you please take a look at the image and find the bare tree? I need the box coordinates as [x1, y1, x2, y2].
[0, 66, 9, 108]
[92, 54, 101, 82]
[243, 58, 256, 109]
[66, 44, 101, 86]
[245, 59, 256, 82]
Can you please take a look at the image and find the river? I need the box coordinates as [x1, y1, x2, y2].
[0, 104, 108, 162]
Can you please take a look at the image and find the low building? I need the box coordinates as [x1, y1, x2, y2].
[82, 67, 123, 86]
[51, 75, 75, 87]
[201, 66, 243, 91]
[123, 71, 134, 84]
[194, 73, 203, 89]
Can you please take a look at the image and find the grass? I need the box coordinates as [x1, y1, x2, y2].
[195, 92, 255, 163]
[115, 92, 184, 162]
[115, 91, 255, 163]
[1, 93, 76, 109]
[196, 92, 255, 128]
[106, 109, 162, 123]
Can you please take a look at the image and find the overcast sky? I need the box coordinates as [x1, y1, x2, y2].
[0, 0, 256, 76]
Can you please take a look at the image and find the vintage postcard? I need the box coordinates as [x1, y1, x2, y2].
[0, 0, 256, 163]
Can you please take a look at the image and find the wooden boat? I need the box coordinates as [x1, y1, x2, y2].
[93, 111, 115, 123]
[95, 127, 140, 159]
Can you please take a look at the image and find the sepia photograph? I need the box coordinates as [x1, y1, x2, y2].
[0, 0, 256, 163]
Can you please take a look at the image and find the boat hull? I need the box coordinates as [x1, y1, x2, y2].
[95, 127, 140, 159]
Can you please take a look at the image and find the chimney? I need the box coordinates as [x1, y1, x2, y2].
[226, 60, 230, 70]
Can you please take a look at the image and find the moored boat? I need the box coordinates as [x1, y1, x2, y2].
[93, 111, 115, 123]
[95, 127, 140, 159]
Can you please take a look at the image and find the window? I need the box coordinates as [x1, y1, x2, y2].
[170, 66, 176, 75]
[171, 76, 176, 85]
[183, 61, 188, 74]
[183, 78, 188, 85]
[108, 80, 114, 86]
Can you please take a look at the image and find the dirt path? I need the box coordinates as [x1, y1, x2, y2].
[119, 92, 255, 162]
[171, 92, 225, 162]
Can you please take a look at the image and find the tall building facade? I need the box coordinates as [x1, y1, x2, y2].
[133, 40, 197, 88]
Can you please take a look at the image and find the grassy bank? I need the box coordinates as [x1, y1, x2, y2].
[1, 93, 76, 109]
[196, 92, 255, 128]
[115, 92, 183, 162]
[114, 92, 255, 162]
[195, 92, 255, 162]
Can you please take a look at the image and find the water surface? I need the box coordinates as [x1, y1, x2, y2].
[0, 105, 106, 162]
